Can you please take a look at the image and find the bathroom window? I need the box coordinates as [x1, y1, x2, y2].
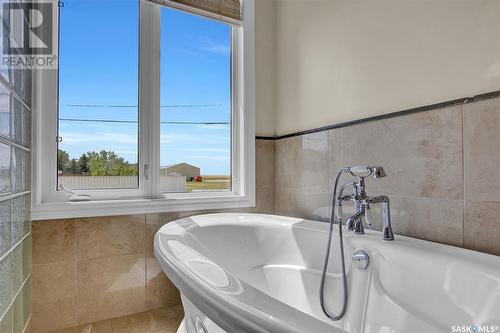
[57, 0, 140, 190]
[160, 7, 231, 193]
[32, 0, 255, 219]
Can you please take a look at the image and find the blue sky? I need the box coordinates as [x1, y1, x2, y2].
[58, 0, 231, 175]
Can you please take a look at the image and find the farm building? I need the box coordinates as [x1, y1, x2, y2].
[160, 163, 200, 180]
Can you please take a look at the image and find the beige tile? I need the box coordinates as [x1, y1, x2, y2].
[77, 215, 145, 261]
[32, 261, 77, 333]
[328, 120, 393, 167]
[464, 98, 500, 202]
[389, 196, 463, 247]
[256, 139, 275, 190]
[146, 213, 180, 254]
[110, 305, 183, 333]
[291, 190, 330, 222]
[274, 189, 295, 217]
[48, 320, 112, 333]
[32, 219, 76, 265]
[298, 132, 330, 194]
[381, 106, 463, 200]
[146, 254, 180, 310]
[328, 107, 462, 200]
[145, 213, 179, 227]
[274, 131, 331, 219]
[464, 201, 500, 256]
[275, 136, 300, 191]
[259, 187, 276, 214]
[275, 132, 330, 219]
[77, 254, 146, 324]
[239, 186, 275, 215]
[276, 133, 330, 193]
[328, 121, 389, 196]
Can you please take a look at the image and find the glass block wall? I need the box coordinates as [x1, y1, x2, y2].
[0, 4, 33, 332]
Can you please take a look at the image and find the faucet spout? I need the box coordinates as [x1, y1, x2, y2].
[381, 198, 394, 241]
[369, 195, 394, 241]
[346, 206, 366, 234]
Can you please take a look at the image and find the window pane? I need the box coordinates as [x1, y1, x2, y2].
[57, 0, 139, 190]
[160, 7, 232, 193]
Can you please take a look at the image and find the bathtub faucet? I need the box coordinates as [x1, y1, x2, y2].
[336, 166, 394, 241]
[320, 166, 393, 323]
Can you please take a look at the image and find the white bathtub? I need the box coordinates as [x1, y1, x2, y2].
[154, 213, 500, 333]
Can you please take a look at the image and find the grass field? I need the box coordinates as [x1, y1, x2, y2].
[186, 175, 231, 191]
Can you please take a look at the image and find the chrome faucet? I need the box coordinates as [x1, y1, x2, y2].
[320, 166, 393, 323]
[336, 166, 394, 241]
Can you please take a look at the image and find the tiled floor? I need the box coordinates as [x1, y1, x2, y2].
[48, 305, 184, 333]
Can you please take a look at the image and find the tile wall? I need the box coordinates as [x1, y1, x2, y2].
[0, 4, 33, 332]
[30, 140, 275, 333]
[275, 97, 500, 256]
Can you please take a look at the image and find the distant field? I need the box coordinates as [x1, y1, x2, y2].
[186, 175, 231, 191]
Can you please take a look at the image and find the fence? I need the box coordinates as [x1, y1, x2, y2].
[59, 175, 186, 192]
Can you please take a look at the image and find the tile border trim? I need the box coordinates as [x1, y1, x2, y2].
[255, 89, 500, 140]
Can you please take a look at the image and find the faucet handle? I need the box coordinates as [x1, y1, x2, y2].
[364, 205, 374, 226]
[335, 200, 343, 221]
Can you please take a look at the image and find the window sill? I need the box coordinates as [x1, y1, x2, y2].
[31, 192, 255, 220]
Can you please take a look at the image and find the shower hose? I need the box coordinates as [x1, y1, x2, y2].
[319, 168, 348, 321]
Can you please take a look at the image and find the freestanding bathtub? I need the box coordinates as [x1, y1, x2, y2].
[154, 213, 500, 333]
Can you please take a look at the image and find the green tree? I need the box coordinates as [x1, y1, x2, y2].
[68, 158, 80, 175]
[87, 150, 137, 176]
[78, 153, 90, 175]
[57, 149, 70, 173]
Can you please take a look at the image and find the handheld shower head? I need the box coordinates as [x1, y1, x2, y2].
[371, 166, 386, 178]
[349, 165, 386, 178]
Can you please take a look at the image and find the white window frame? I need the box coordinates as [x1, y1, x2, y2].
[31, 0, 255, 220]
